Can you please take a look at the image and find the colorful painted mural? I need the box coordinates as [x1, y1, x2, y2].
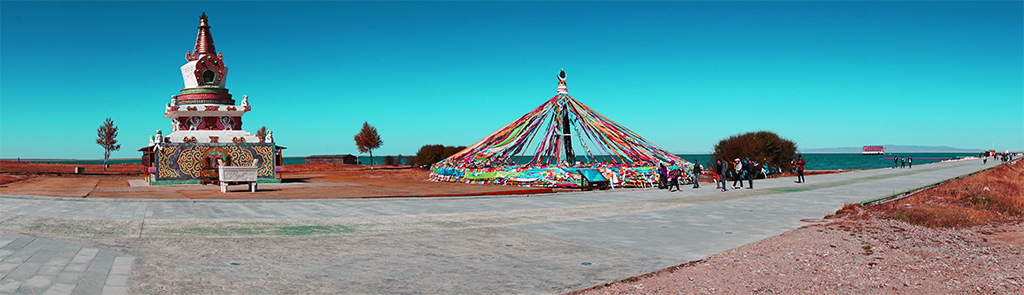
[154, 143, 277, 182]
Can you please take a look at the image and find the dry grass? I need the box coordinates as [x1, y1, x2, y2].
[826, 203, 869, 219]
[0, 174, 34, 185]
[282, 162, 365, 172]
[881, 205, 998, 228]
[850, 160, 1024, 228]
[282, 162, 430, 180]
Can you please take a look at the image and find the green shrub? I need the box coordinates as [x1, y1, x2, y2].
[415, 144, 467, 169]
[711, 131, 797, 172]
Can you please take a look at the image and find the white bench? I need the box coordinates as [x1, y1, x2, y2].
[218, 159, 259, 193]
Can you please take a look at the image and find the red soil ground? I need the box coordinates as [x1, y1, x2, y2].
[0, 161, 549, 199]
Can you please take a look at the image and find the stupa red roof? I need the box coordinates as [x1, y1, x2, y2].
[191, 12, 216, 60]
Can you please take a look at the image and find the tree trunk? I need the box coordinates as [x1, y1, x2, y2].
[369, 150, 374, 170]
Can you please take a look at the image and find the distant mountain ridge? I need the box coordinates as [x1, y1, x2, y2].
[801, 145, 982, 154]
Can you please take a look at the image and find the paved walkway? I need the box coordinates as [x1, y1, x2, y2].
[0, 158, 1003, 294]
[0, 234, 132, 295]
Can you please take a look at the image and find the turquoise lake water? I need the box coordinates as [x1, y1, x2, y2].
[676, 153, 980, 171]
[13, 153, 980, 171]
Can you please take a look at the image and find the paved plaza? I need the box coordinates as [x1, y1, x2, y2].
[0, 158, 1001, 294]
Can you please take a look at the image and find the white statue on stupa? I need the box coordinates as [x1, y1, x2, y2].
[220, 116, 233, 131]
[187, 117, 202, 130]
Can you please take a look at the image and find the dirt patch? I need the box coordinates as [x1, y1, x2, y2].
[282, 162, 430, 180]
[0, 160, 144, 175]
[0, 177, 99, 198]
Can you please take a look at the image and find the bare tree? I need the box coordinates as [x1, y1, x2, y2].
[354, 121, 383, 169]
[96, 117, 121, 171]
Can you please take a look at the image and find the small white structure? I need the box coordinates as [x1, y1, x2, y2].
[218, 159, 259, 192]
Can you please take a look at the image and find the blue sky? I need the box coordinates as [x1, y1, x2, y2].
[2, 1, 1022, 159]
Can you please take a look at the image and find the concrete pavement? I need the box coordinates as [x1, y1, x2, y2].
[0, 157, 1003, 294]
[0, 233, 132, 295]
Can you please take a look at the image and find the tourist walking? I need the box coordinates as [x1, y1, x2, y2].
[714, 159, 722, 189]
[732, 158, 743, 189]
[901, 157, 906, 169]
[657, 162, 668, 189]
[908, 156, 913, 169]
[795, 155, 806, 183]
[893, 155, 898, 169]
[668, 165, 682, 191]
[692, 160, 702, 189]
[718, 159, 729, 192]
[745, 158, 756, 189]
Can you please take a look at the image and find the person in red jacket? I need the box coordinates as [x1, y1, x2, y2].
[795, 154, 806, 183]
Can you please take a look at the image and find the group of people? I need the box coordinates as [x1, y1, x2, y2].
[892, 156, 913, 169]
[985, 152, 1016, 164]
[657, 154, 809, 192]
[656, 161, 688, 191]
[712, 157, 771, 191]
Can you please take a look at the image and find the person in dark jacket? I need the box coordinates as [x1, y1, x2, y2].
[657, 162, 668, 189]
[714, 159, 721, 189]
[745, 158, 756, 189]
[692, 160, 702, 189]
[717, 159, 728, 191]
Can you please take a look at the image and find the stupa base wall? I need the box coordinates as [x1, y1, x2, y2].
[150, 178, 281, 186]
[151, 142, 279, 183]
